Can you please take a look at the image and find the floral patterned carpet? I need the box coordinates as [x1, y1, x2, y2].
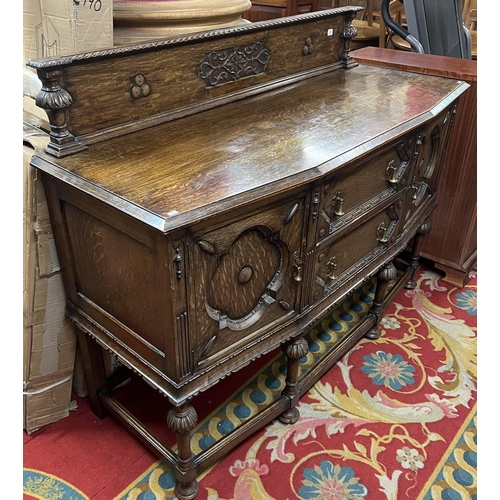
[23, 264, 477, 500]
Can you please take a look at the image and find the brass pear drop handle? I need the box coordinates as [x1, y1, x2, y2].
[326, 257, 337, 280]
[376, 222, 389, 243]
[292, 251, 303, 282]
[332, 191, 344, 216]
[386, 160, 398, 184]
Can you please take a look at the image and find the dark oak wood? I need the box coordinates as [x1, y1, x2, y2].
[28, 13, 468, 498]
[351, 47, 477, 287]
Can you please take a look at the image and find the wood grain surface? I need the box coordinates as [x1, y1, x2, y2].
[35, 65, 466, 232]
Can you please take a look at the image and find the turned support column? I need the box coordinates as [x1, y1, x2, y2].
[279, 336, 309, 424]
[167, 403, 199, 500]
[340, 11, 358, 68]
[406, 218, 431, 289]
[366, 260, 398, 340]
[73, 325, 109, 420]
[33, 68, 86, 157]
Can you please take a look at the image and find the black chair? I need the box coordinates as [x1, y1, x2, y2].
[381, 0, 472, 59]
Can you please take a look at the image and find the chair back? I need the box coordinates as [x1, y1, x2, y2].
[381, 0, 472, 58]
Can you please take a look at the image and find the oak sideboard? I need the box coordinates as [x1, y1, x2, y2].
[27, 8, 468, 499]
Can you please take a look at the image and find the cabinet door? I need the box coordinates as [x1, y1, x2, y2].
[404, 107, 454, 226]
[189, 196, 306, 369]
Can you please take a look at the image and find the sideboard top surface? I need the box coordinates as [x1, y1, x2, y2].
[33, 64, 466, 232]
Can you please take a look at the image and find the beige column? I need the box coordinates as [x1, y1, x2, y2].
[113, 0, 253, 45]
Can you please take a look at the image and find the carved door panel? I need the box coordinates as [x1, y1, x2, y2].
[189, 196, 306, 370]
[311, 195, 405, 302]
[404, 107, 455, 226]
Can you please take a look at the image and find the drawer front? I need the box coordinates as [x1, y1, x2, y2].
[189, 196, 306, 369]
[311, 196, 405, 302]
[316, 136, 416, 243]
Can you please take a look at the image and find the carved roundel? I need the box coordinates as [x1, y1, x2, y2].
[238, 266, 253, 284]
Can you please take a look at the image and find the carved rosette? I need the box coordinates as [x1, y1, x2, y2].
[417, 219, 431, 236]
[167, 404, 198, 435]
[378, 262, 398, 282]
[282, 337, 309, 360]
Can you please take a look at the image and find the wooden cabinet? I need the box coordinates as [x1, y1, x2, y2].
[351, 47, 477, 287]
[27, 10, 468, 499]
[243, 0, 321, 22]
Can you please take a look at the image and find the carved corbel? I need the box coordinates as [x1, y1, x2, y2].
[340, 12, 358, 69]
[35, 68, 87, 157]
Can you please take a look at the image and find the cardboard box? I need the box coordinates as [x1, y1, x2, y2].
[23, 0, 113, 63]
[23, 2, 113, 429]
[23, 122, 78, 434]
[23, 0, 114, 125]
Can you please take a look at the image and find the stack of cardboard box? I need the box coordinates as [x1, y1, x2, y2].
[23, 0, 113, 433]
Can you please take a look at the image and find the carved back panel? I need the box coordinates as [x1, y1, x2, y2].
[26, 7, 362, 157]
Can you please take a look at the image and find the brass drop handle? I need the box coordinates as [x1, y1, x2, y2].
[386, 160, 398, 184]
[376, 222, 389, 243]
[332, 191, 345, 216]
[292, 251, 303, 282]
[326, 257, 337, 280]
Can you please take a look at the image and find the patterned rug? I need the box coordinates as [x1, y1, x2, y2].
[23, 265, 477, 500]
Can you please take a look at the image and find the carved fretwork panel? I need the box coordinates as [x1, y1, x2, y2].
[316, 135, 416, 245]
[311, 196, 405, 302]
[198, 42, 271, 88]
[190, 197, 306, 368]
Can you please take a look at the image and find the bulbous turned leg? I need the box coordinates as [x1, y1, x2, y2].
[366, 261, 398, 340]
[406, 219, 431, 290]
[167, 403, 199, 500]
[279, 337, 309, 424]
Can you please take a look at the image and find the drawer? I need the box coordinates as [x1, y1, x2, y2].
[316, 135, 416, 243]
[189, 196, 306, 370]
[310, 195, 405, 302]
